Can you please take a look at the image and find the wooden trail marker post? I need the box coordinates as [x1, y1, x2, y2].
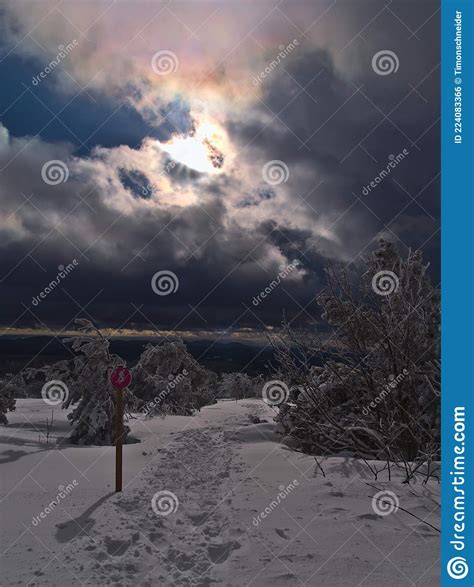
[110, 366, 132, 492]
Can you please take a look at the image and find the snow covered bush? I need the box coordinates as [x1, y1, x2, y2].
[0, 374, 18, 424]
[217, 372, 263, 400]
[132, 340, 217, 416]
[273, 240, 440, 475]
[23, 326, 218, 441]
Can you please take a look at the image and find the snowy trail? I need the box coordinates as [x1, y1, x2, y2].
[1, 400, 440, 586]
[46, 403, 262, 586]
[70, 425, 241, 586]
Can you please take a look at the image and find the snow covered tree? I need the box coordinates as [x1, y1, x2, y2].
[23, 325, 218, 442]
[273, 240, 440, 472]
[64, 320, 134, 445]
[132, 340, 217, 416]
[29, 319, 133, 445]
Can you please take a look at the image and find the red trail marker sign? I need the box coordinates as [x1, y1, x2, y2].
[110, 366, 132, 492]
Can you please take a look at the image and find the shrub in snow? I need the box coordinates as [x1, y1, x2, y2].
[0, 374, 19, 424]
[217, 372, 263, 400]
[23, 326, 218, 441]
[273, 240, 440, 475]
[132, 340, 217, 416]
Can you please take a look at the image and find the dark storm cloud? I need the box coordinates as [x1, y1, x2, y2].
[0, 56, 163, 155]
[0, 0, 440, 334]
[227, 6, 439, 265]
[0, 127, 319, 331]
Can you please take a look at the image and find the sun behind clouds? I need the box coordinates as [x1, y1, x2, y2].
[158, 118, 231, 174]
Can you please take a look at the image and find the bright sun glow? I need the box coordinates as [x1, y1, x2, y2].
[159, 121, 228, 174]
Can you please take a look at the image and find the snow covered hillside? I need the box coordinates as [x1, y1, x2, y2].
[1, 399, 439, 586]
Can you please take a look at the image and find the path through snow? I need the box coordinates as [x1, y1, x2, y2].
[1, 399, 440, 586]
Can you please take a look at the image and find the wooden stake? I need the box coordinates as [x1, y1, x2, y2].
[110, 365, 131, 493]
[115, 387, 123, 492]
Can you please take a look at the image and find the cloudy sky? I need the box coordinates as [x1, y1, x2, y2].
[0, 0, 440, 341]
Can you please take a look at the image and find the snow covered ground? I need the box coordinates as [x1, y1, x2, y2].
[1, 399, 440, 586]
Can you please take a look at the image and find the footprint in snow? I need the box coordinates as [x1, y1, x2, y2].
[275, 528, 290, 540]
[207, 540, 241, 563]
[189, 512, 210, 526]
[104, 536, 130, 556]
[357, 512, 380, 521]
